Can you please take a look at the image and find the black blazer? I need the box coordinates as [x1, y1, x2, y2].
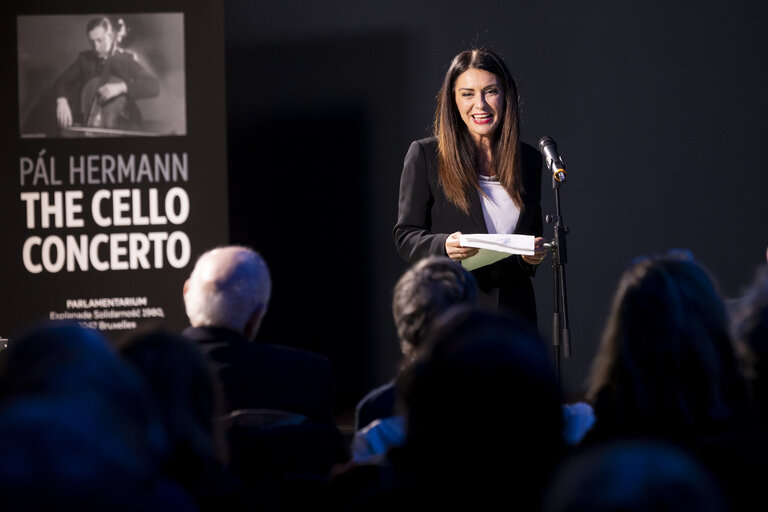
[393, 137, 543, 325]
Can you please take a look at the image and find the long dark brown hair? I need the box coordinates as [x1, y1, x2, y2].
[434, 48, 523, 214]
[587, 252, 752, 439]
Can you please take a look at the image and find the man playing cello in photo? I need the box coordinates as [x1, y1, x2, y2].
[54, 17, 159, 135]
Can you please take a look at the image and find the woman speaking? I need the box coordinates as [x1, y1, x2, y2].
[393, 48, 547, 327]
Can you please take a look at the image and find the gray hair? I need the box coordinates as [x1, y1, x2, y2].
[184, 246, 271, 333]
[392, 256, 477, 354]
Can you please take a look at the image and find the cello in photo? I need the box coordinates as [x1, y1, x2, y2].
[54, 17, 160, 137]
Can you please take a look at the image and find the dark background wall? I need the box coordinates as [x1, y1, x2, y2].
[224, 0, 768, 419]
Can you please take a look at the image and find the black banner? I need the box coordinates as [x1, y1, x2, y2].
[1, 1, 228, 341]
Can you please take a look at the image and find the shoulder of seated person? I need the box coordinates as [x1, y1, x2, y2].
[358, 380, 396, 403]
[255, 340, 331, 362]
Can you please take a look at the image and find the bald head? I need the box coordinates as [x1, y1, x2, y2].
[183, 246, 271, 339]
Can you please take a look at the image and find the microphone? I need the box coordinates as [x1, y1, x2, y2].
[538, 136, 567, 182]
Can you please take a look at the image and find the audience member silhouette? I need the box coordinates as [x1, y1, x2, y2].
[583, 250, 762, 512]
[351, 255, 593, 463]
[0, 321, 197, 511]
[722, 262, 768, 512]
[731, 264, 768, 427]
[182, 245, 348, 508]
[542, 439, 730, 512]
[354, 255, 477, 434]
[182, 245, 337, 424]
[118, 328, 247, 510]
[584, 250, 754, 448]
[333, 305, 566, 510]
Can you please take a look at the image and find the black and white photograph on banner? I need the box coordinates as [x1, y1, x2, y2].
[17, 13, 186, 139]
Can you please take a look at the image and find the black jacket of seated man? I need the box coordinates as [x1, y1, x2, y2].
[182, 325, 337, 425]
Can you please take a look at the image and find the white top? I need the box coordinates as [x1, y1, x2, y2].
[477, 174, 520, 235]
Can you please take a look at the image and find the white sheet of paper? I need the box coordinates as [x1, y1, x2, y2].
[459, 233, 536, 271]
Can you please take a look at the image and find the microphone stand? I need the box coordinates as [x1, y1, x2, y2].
[546, 172, 572, 386]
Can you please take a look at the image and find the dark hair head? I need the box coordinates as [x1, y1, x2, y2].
[542, 439, 730, 512]
[434, 48, 523, 213]
[392, 256, 477, 352]
[117, 328, 223, 469]
[587, 251, 751, 440]
[0, 321, 170, 508]
[731, 264, 768, 421]
[396, 305, 564, 501]
[0, 321, 149, 408]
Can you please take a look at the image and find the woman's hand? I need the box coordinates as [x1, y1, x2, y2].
[445, 231, 480, 261]
[521, 236, 549, 266]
